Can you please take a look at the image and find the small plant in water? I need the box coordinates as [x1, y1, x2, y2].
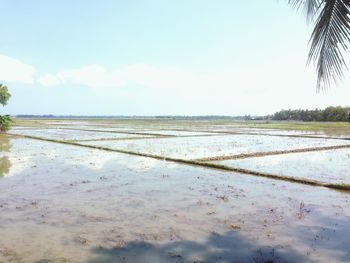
[297, 202, 310, 219]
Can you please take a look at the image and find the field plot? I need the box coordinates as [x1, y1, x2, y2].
[78, 134, 349, 160]
[155, 123, 350, 139]
[116, 129, 220, 136]
[9, 128, 156, 141]
[1, 119, 350, 262]
[73, 128, 218, 137]
[209, 148, 350, 185]
[166, 127, 350, 140]
[228, 128, 350, 138]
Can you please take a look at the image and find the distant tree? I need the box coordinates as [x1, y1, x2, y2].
[0, 84, 12, 132]
[323, 106, 348, 121]
[289, 0, 350, 91]
[272, 106, 349, 122]
[0, 84, 11, 106]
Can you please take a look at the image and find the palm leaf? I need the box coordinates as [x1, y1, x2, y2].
[289, 0, 323, 22]
[290, 0, 350, 91]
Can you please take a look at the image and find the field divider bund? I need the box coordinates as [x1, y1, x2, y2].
[8, 133, 350, 192]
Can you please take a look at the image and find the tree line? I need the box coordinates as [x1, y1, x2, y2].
[272, 106, 350, 122]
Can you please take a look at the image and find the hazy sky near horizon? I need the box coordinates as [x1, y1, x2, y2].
[1, 0, 350, 116]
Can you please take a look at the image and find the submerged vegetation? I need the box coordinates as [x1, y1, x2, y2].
[0, 84, 11, 132]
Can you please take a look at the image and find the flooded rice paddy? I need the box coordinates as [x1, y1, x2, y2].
[1, 119, 350, 262]
[210, 149, 350, 185]
[9, 129, 156, 141]
[77, 134, 348, 160]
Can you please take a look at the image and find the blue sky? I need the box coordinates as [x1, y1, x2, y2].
[1, 0, 349, 115]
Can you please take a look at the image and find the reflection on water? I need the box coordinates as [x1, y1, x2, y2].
[0, 134, 11, 177]
[0, 134, 11, 152]
[323, 127, 350, 138]
[0, 157, 11, 177]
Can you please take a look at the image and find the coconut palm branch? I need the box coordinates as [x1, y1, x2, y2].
[289, 0, 350, 91]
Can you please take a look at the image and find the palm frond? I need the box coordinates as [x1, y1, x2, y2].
[290, 0, 350, 91]
[309, 0, 350, 91]
[289, 0, 323, 22]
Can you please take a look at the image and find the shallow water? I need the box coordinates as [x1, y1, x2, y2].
[79, 134, 349, 160]
[9, 128, 153, 141]
[210, 148, 350, 184]
[233, 128, 350, 138]
[0, 134, 350, 262]
[74, 128, 216, 137]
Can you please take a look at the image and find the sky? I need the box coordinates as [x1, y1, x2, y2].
[1, 0, 349, 116]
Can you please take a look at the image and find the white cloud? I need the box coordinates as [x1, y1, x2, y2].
[36, 63, 198, 90]
[37, 74, 61, 86]
[2, 52, 348, 115]
[0, 54, 36, 84]
[33, 59, 350, 115]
